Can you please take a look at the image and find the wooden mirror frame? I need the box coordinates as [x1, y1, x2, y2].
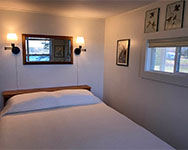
[22, 34, 73, 65]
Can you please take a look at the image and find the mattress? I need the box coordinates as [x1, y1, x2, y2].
[0, 102, 174, 149]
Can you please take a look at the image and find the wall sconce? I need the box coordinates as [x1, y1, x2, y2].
[4, 33, 20, 55]
[74, 37, 86, 55]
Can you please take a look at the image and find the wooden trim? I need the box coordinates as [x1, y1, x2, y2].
[22, 34, 73, 65]
[2, 85, 91, 106]
[22, 34, 26, 64]
[22, 34, 73, 39]
[22, 61, 73, 65]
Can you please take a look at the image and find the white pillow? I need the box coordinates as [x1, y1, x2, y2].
[1, 89, 102, 116]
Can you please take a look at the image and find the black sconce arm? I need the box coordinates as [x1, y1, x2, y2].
[74, 45, 86, 55]
[4, 43, 20, 55]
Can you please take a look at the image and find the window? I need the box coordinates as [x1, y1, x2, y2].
[22, 34, 73, 65]
[143, 37, 188, 87]
[179, 47, 188, 73]
[151, 47, 176, 73]
[146, 37, 188, 74]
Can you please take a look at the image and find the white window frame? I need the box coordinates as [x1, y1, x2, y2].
[141, 37, 188, 88]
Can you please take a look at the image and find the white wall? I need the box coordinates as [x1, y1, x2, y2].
[0, 10, 104, 110]
[104, 1, 188, 149]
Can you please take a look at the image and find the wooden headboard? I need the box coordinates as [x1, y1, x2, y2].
[2, 85, 91, 106]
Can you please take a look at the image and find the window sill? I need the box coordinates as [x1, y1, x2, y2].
[141, 70, 188, 88]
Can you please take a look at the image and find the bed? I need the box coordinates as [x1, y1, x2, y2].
[0, 85, 174, 149]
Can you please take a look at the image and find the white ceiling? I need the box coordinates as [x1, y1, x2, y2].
[0, 0, 156, 18]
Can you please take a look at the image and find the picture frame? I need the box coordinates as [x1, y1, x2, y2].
[54, 45, 65, 58]
[144, 8, 160, 33]
[164, 0, 185, 30]
[116, 39, 130, 67]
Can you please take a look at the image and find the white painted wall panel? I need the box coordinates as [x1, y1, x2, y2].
[104, 1, 188, 149]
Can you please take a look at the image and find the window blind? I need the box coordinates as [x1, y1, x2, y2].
[148, 37, 188, 48]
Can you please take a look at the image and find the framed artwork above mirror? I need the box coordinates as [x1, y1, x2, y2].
[22, 34, 73, 65]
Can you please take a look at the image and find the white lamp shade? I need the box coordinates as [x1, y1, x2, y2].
[76, 37, 85, 46]
[7, 33, 18, 42]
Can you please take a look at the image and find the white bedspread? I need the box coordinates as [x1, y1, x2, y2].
[0, 103, 174, 149]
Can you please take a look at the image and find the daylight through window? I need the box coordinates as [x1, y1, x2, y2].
[145, 37, 188, 74]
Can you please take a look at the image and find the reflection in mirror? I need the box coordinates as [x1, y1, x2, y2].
[22, 34, 73, 64]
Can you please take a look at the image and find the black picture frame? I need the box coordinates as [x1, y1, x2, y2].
[144, 8, 160, 33]
[164, 0, 185, 30]
[116, 39, 130, 67]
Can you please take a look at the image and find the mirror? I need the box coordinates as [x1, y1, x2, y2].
[22, 34, 73, 65]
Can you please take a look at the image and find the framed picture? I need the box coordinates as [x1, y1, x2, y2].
[165, 0, 185, 30]
[144, 8, 160, 33]
[116, 39, 130, 66]
[54, 45, 65, 58]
